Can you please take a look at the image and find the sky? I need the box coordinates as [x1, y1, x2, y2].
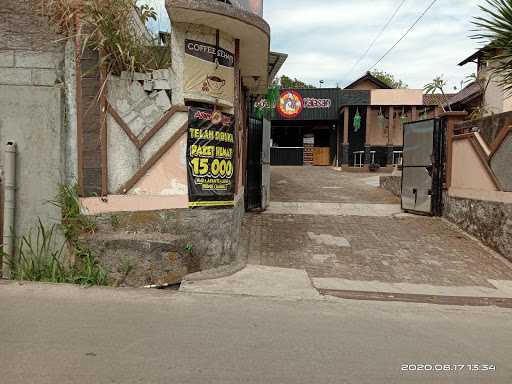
[140, 0, 489, 91]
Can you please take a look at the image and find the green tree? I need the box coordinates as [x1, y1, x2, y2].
[279, 75, 314, 89]
[424, 76, 452, 112]
[472, 0, 512, 93]
[370, 69, 408, 89]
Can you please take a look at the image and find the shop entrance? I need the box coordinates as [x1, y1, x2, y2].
[246, 116, 263, 210]
[245, 115, 272, 211]
[270, 120, 337, 166]
[347, 106, 367, 166]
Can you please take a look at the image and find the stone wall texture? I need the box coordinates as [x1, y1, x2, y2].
[82, 198, 245, 287]
[380, 175, 402, 197]
[443, 193, 512, 261]
[0, 0, 63, 52]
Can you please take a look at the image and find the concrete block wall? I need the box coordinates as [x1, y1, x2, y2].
[443, 194, 512, 262]
[0, 0, 67, 238]
[0, 50, 63, 87]
[106, 75, 187, 194]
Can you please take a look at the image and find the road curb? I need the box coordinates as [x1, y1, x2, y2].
[318, 289, 512, 308]
[182, 260, 247, 283]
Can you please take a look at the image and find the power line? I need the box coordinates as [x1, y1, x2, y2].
[367, 0, 439, 72]
[343, 0, 408, 82]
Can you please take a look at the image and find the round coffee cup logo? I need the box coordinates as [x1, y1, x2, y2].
[202, 75, 226, 95]
[211, 111, 223, 125]
[277, 90, 303, 118]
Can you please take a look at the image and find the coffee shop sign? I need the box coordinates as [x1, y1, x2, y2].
[303, 97, 332, 109]
[253, 95, 332, 111]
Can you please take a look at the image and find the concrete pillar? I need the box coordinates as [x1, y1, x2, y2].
[343, 107, 349, 144]
[440, 111, 468, 189]
[336, 110, 341, 167]
[386, 145, 394, 166]
[412, 106, 418, 122]
[364, 146, 371, 165]
[342, 144, 350, 166]
[2, 142, 16, 278]
[365, 106, 372, 165]
[388, 106, 394, 145]
[234, 39, 241, 193]
[342, 107, 350, 166]
[365, 106, 372, 145]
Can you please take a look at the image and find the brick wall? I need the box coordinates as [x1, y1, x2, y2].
[80, 49, 102, 197]
[0, 0, 63, 52]
[0, 0, 65, 87]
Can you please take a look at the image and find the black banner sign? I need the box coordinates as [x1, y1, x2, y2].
[187, 107, 236, 208]
[185, 39, 234, 68]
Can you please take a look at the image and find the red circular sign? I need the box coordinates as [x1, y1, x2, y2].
[277, 90, 304, 118]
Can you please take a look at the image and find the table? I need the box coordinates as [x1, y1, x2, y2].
[393, 151, 403, 165]
[353, 151, 365, 168]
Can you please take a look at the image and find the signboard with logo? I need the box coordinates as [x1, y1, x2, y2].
[187, 107, 236, 208]
[277, 90, 304, 118]
[184, 39, 235, 105]
[274, 88, 340, 121]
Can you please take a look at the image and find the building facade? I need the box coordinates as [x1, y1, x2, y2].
[0, 0, 277, 286]
[456, 47, 512, 116]
[270, 73, 427, 168]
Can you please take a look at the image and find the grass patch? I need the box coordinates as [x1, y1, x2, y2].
[9, 185, 108, 286]
[8, 219, 107, 286]
[34, 0, 172, 76]
[51, 184, 96, 242]
[72, 246, 108, 286]
[9, 220, 67, 283]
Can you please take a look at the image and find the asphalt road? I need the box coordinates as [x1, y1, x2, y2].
[0, 281, 511, 384]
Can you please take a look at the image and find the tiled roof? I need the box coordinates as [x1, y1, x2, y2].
[446, 82, 482, 107]
[345, 72, 393, 90]
[423, 93, 455, 106]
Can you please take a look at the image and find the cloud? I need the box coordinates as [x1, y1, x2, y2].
[138, 0, 489, 91]
[265, 0, 488, 90]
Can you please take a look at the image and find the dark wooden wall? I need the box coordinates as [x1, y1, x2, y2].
[80, 49, 102, 197]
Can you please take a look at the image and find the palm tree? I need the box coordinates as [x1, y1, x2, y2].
[473, 0, 512, 94]
[424, 76, 452, 112]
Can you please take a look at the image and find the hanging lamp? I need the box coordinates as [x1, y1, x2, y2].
[377, 107, 386, 129]
[353, 109, 362, 132]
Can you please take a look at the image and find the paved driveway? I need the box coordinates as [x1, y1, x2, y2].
[271, 166, 398, 204]
[238, 166, 512, 305]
